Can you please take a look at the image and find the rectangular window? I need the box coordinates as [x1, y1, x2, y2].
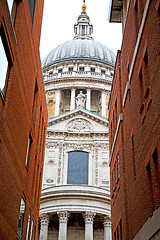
[112, 171, 114, 193]
[25, 134, 32, 169]
[58, 68, 62, 73]
[79, 67, 84, 72]
[117, 152, 120, 179]
[68, 67, 73, 72]
[91, 68, 95, 73]
[67, 151, 89, 184]
[101, 70, 105, 75]
[28, 0, 36, 25]
[119, 219, 122, 240]
[33, 226, 36, 240]
[131, 136, 136, 178]
[26, 214, 31, 240]
[114, 162, 117, 186]
[32, 81, 38, 124]
[30, 220, 33, 240]
[17, 198, 25, 240]
[117, 225, 119, 240]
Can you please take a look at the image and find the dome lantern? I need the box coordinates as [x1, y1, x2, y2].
[74, 0, 93, 40]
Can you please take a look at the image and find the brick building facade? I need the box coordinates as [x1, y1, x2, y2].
[0, 0, 47, 239]
[109, 0, 160, 239]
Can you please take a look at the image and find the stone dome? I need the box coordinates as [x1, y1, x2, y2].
[42, 39, 116, 69]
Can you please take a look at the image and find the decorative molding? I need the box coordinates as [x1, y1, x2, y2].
[94, 146, 99, 186]
[83, 212, 96, 223]
[57, 211, 70, 223]
[104, 216, 111, 227]
[40, 213, 49, 225]
[57, 142, 63, 184]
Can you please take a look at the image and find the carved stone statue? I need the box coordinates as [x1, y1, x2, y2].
[76, 91, 86, 109]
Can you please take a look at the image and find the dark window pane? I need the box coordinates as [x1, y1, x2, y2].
[67, 151, 88, 184]
[28, 0, 36, 25]
[17, 198, 25, 239]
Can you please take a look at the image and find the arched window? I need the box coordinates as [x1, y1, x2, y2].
[67, 151, 89, 184]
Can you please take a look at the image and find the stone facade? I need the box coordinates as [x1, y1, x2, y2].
[40, 2, 115, 239]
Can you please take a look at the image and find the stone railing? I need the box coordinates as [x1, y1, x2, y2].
[44, 71, 112, 82]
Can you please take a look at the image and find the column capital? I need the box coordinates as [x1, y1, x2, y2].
[103, 216, 111, 227]
[83, 212, 96, 223]
[39, 213, 49, 225]
[57, 211, 70, 223]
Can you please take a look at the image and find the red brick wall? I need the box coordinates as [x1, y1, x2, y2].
[0, 0, 47, 239]
[109, 1, 160, 239]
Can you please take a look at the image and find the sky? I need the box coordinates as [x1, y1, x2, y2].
[40, 0, 122, 61]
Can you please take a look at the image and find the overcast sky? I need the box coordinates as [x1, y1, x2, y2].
[40, 0, 122, 61]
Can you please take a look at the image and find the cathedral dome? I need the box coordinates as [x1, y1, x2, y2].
[42, 39, 116, 69]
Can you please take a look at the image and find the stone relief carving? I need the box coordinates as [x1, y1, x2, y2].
[64, 142, 92, 151]
[67, 118, 93, 132]
[57, 142, 63, 184]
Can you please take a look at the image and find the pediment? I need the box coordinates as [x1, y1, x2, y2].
[47, 109, 109, 133]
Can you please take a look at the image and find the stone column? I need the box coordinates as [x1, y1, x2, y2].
[55, 90, 60, 116]
[86, 89, 91, 110]
[39, 213, 49, 240]
[57, 211, 70, 240]
[83, 212, 96, 240]
[104, 216, 111, 240]
[70, 88, 76, 110]
[101, 91, 107, 117]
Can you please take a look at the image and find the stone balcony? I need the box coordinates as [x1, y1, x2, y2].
[43, 71, 113, 83]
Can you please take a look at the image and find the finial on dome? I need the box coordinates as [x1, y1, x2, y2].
[82, 0, 87, 13]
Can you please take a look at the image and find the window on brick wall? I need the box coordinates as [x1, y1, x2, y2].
[17, 198, 25, 240]
[131, 136, 136, 179]
[112, 171, 114, 193]
[115, 99, 117, 125]
[116, 225, 119, 240]
[30, 220, 34, 240]
[119, 219, 122, 240]
[117, 151, 120, 179]
[33, 226, 36, 240]
[114, 162, 117, 187]
[0, 28, 12, 101]
[28, 0, 36, 25]
[25, 134, 32, 170]
[26, 214, 31, 240]
[32, 80, 38, 125]
[152, 148, 160, 209]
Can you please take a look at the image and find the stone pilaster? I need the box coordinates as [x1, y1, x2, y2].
[86, 88, 91, 110]
[101, 91, 107, 117]
[55, 90, 60, 116]
[104, 216, 111, 240]
[57, 211, 70, 240]
[83, 212, 96, 240]
[70, 88, 76, 110]
[39, 213, 49, 240]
